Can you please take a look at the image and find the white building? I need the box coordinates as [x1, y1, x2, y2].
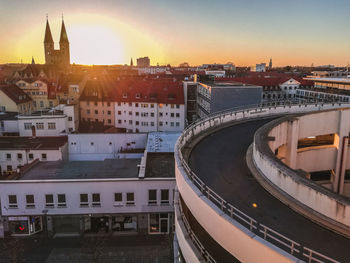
[0, 112, 19, 136]
[68, 133, 148, 161]
[0, 131, 178, 238]
[17, 104, 78, 137]
[0, 136, 68, 175]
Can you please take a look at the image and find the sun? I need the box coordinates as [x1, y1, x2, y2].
[68, 23, 125, 65]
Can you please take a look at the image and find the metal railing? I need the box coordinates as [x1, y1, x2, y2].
[176, 101, 347, 263]
[178, 200, 217, 263]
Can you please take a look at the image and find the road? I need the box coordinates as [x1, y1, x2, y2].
[188, 118, 350, 262]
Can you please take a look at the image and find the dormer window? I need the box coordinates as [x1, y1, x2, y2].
[136, 93, 141, 99]
[123, 93, 128, 98]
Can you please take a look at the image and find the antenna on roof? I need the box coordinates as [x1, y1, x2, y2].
[62, 13, 64, 21]
[46, 14, 48, 20]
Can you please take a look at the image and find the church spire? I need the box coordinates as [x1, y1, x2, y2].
[130, 58, 134, 67]
[59, 15, 69, 43]
[44, 17, 54, 43]
[31, 56, 35, 64]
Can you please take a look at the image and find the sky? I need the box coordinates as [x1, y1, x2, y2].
[0, 0, 349, 67]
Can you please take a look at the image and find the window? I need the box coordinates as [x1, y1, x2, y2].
[150, 112, 154, 117]
[118, 111, 121, 115]
[45, 194, 54, 208]
[6, 153, 11, 160]
[107, 110, 111, 115]
[114, 193, 123, 206]
[17, 153, 22, 160]
[108, 119, 112, 124]
[171, 104, 174, 108]
[94, 102, 98, 106]
[95, 110, 98, 114]
[90, 142, 94, 146]
[57, 194, 66, 207]
[176, 122, 180, 127]
[148, 190, 157, 205]
[107, 102, 111, 107]
[41, 153, 47, 160]
[40, 101, 44, 108]
[26, 195, 35, 208]
[176, 104, 180, 109]
[135, 103, 139, 107]
[24, 123, 32, 130]
[150, 104, 154, 108]
[87, 109, 90, 114]
[151, 122, 155, 126]
[170, 113, 174, 117]
[129, 111, 132, 116]
[149, 213, 169, 234]
[28, 153, 34, 160]
[129, 120, 132, 125]
[171, 122, 174, 127]
[68, 116, 73, 121]
[36, 122, 44, 130]
[136, 121, 139, 126]
[135, 112, 139, 116]
[80, 194, 89, 207]
[8, 195, 18, 208]
[161, 190, 169, 204]
[92, 193, 101, 207]
[126, 192, 134, 205]
[176, 113, 180, 118]
[48, 123, 56, 129]
[159, 121, 163, 126]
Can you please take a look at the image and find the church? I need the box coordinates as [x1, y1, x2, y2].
[44, 18, 70, 67]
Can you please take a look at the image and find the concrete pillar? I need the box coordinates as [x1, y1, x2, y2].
[339, 137, 349, 195]
[333, 110, 350, 193]
[285, 119, 299, 169]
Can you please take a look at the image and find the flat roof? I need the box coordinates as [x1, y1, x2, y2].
[146, 132, 181, 153]
[200, 82, 261, 88]
[20, 159, 141, 180]
[0, 136, 67, 150]
[0, 112, 18, 121]
[145, 153, 174, 178]
[306, 77, 350, 84]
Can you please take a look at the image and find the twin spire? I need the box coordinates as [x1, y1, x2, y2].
[44, 15, 69, 44]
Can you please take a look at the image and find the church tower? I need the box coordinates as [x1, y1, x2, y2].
[44, 18, 54, 65]
[59, 17, 70, 66]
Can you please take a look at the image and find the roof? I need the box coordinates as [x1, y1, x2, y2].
[20, 159, 141, 180]
[44, 19, 54, 43]
[59, 20, 69, 43]
[146, 132, 181, 152]
[0, 136, 67, 150]
[145, 153, 175, 178]
[0, 112, 18, 121]
[0, 84, 32, 104]
[79, 78, 185, 105]
[305, 77, 350, 85]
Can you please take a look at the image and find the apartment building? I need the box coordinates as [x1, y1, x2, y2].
[0, 85, 34, 114]
[0, 132, 176, 238]
[0, 136, 68, 176]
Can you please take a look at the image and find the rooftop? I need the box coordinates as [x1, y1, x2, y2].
[146, 132, 181, 152]
[305, 77, 350, 84]
[0, 112, 18, 121]
[20, 159, 141, 180]
[0, 84, 32, 104]
[145, 153, 175, 178]
[0, 136, 67, 150]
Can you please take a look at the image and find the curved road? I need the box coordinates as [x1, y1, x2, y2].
[188, 118, 350, 262]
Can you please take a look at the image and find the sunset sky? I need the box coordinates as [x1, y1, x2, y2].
[0, 0, 349, 66]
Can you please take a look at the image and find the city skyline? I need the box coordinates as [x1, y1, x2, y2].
[0, 0, 350, 66]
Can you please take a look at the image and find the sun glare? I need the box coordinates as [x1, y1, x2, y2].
[69, 24, 124, 65]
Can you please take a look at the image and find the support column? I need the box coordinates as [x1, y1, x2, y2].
[285, 119, 299, 169]
[333, 110, 350, 193]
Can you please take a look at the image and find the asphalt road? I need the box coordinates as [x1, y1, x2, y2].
[188, 118, 350, 262]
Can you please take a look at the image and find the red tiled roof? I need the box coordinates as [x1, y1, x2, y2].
[80, 78, 184, 105]
[0, 84, 32, 104]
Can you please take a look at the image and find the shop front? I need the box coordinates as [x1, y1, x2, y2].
[8, 216, 43, 236]
[52, 216, 81, 236]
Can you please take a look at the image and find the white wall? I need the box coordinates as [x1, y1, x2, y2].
[0, 178, 175, 216]
[68, 133, 148, 161]
[0, 120, 19, 134]
[18, 116, 68, 136]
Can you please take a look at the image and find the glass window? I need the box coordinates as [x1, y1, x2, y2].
[6, 153, 11, 160]
[126, 192, 134, 205]
[17, 153, 23, 160]
[92, 193, 101, 207]
[80, 194, 89, 207]
[161, 190, 169, 204]
[26, 194, 35, 208]
[41, 153, 47, 160]
[24, 123, 32, 130]
[149, 214, 160, 233]
[114, 193, 123, 206]
[9, 195, 18, 208]
[148, 190, 157, 205]
[36, 123, 44, 129]
[48, 123, 56, 129]
[57, 194, 66, 207]
[45, 194, 54, 208]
